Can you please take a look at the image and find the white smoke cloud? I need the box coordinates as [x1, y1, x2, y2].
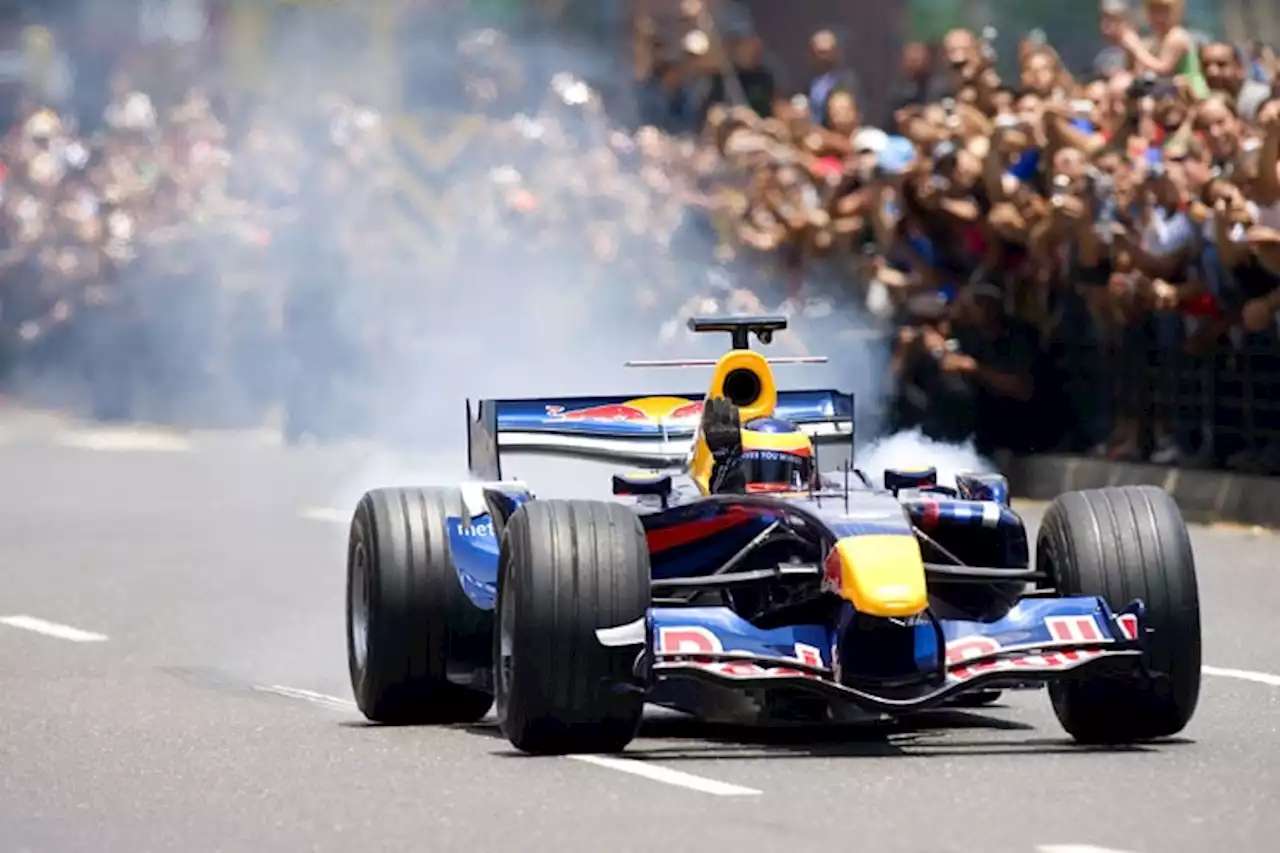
[857, 427, 998, 490]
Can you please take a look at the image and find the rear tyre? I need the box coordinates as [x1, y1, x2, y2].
[495, 500, 651, 754]
[1037, 485, 1201, 743]
[347, 487, 493, 724]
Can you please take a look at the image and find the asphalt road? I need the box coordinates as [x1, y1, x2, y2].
[2, 409, 1278, 853]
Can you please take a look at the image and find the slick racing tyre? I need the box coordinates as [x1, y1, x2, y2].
[347, 487, 493, 724]
[1037, 485, 1201, 743]
[495, 500, 651, 754]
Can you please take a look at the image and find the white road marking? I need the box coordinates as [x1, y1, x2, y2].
[569, 754, 762, 796]
[1037, 846, 1139, 853]
[54, 428, 192, 452]
[299, 507, 349, 524]
[0, 615, 108, 643]
[256, 685, 760, 796]
[1203, 665, 1280, 687]
[255, 664, 1280, 799]
[254, 685, 358, 712]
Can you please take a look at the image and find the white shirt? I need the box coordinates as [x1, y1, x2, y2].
[1141, 206, 1194, 257]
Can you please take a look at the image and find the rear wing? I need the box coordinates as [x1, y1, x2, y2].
[466, 390, 854, 480]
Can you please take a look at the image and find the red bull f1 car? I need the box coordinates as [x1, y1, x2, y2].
[345, 316, 1202, 754]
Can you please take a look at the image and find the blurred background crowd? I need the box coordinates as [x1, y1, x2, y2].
[3, 0, 1280, 475]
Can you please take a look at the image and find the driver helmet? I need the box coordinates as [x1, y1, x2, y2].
[739, 417, 814, 493]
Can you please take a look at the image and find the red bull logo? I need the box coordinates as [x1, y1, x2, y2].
[551, 403, 654, 423]
[546, 397, 703, 425]
[668, 402, 704, 421]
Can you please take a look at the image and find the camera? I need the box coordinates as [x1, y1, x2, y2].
[1125, 71, 1161, 100]
[1069, 98, 1094, 116]
[980, 26, 998, 61]
[1085, 168, 1119, 245]
[1085, 167, 1115, 200]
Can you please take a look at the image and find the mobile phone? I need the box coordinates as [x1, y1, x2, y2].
[1051, 173, 1070, 206]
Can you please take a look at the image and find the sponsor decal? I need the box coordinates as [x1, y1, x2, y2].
[655, 626, 824, 679]
[945, 614, 1112, 681]
[819, 548, 842, 595]
[544, 398, 703, 425]
[455, 519, 494, 538]
[668, 401, 704, 421]
[550, 403, 654, 423]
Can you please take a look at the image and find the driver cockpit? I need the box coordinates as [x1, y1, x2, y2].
[711, 417, 815, 495]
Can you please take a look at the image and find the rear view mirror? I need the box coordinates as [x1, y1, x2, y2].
[612, 473, 673, 507]
[884, 466, 938, 495]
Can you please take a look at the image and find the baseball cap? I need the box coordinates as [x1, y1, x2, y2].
[878, 135, 917, 175]
[852, 127, 889, 154]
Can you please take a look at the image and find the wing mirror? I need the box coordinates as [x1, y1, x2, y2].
[612, 473, 673, 508]
[884, 466, 939, 496]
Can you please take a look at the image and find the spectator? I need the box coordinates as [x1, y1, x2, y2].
[636, 50, 698, 134]
[699, 28, 783, 123]
[886, 41, 952, 127]
[1200, 40, 1271, 122]
[801, 30, 860, 130]
[1103, 0, 1210, 99]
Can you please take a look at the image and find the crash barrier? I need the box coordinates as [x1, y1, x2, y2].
[1047, 334, 1280, 474]
[1002, 452, 1280, 528]
[893, 324, 1280, 472]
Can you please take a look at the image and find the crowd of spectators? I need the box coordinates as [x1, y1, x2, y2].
[0, 60, 396, 435]
[2, 0, 1280, 475]
[634, 0, 1280, 473]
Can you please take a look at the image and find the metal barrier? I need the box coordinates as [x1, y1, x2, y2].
[1011, 311, 1280, 473]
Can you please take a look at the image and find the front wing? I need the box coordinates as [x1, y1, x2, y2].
[606, 597, 1147, 716]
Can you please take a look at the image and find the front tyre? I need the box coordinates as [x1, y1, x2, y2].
[347, 487, 493, 724]
[495, 500, 651, 754]
[1037, 485, 1201, 743]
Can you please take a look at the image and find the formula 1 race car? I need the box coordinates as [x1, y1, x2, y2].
[344, 316, 1202, 754]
